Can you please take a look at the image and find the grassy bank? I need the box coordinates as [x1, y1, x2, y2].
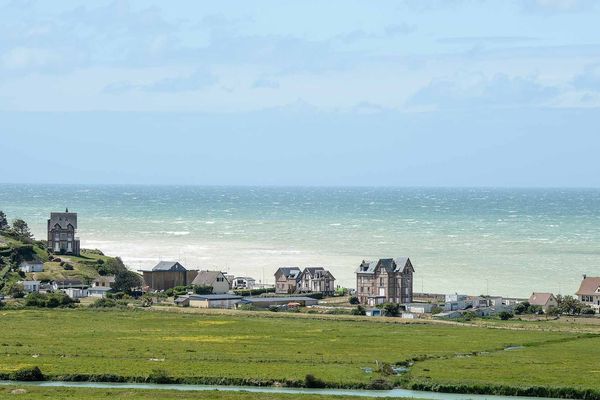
[0, 385, 388, 400]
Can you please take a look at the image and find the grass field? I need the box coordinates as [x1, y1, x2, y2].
[0, 385, 386, 400]
[0, 308, 597, 395]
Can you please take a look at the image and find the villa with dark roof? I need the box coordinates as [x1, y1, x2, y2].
[47, 209, 80, 255]
[355, 257, 414, 306]
[139, 261, 199, 291]
[297, 267, 336, 295]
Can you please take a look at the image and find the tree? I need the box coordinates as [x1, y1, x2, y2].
[556, 295, 585, 315]
[0, 211, 8, 231]
[11, 219, 32, 240]
[382, 302, 400, 317]
[113, 270, 143, 294]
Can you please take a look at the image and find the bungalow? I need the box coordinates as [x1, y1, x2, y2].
[19, 261, 44, 273]
[576, 275, 600, 312]
[274, 267, 302, 294]
[528, 292, 558, 313]
[231, 276, 256, 290]
[63, 287, 88, 299]
[238, 296, 318, 309]
[21, 280, 41, 293]
[52, 279, 86, 291]
[88, 286, 112, 298]
[191, 271, 230, 294]
[444, 294, 471, 311]
[188, 294, 242, 309]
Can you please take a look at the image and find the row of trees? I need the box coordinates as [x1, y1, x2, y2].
[0, 211, 33, 241]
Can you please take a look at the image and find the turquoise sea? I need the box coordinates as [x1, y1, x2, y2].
[1, 184, 599, 297]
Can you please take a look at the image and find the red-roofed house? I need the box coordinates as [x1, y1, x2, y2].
[576, 275, 600, 312]
[528, 292, 558, 313]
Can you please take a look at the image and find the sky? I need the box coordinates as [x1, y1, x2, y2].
[1, 0, 600, 186]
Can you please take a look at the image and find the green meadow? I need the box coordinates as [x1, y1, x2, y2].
[0, 309, 598, 396]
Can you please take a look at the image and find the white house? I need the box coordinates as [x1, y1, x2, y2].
[231, 276, 256, 290]
[21, 280, 41, 293]
[576, 275, 600, 312]
[528, 292, 559, 313]
[190, 271, 231, 294]
[19, 261, 44, 273]
[63, 288, 88, 299]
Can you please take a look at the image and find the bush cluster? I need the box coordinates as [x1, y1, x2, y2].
[25, 292, 74, 308]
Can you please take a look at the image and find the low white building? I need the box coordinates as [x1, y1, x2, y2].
[88, 286, 112, 298]
[19, 261, 44, 273]
[21, 280, 41, 293]
[189, 294, 242, 309]
[404, 303, 436, 314]
[63, 288, 88, 299]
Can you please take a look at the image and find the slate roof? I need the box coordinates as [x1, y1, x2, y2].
[48, 211, 78, 230]
[191, 270, 227, 286]
[152, 261, 187, 272]
[299, 267, 336, 281]
[576, 277, 600, 296]
[528, 292, 556, 306]
[356, 257, 412, 274]
[275, 267, 302, 280]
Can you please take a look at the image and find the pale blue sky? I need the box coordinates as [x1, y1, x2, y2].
[1, 0, 600, 186]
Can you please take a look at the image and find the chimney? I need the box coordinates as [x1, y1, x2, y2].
[583, 274, 587, 280]
[66, 207, 69, 213]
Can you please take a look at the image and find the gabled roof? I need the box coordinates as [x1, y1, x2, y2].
[299, 267, 335, 281]
[528, 292, 556, 306]
[275, 267, 302, 280]
[191, 270, 227, 286]
[356, 257, 413, 274]
[152, 261, 187, 272]
[576, 277, 600, 296]
[48, 211, 78, 230]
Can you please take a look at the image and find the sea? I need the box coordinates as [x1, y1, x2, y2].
[1, 184, 599, 298]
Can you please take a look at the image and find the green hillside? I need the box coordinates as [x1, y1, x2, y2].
[0, 231, 125, 295]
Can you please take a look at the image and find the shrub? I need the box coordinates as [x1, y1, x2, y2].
[351, 305, 366, 315]
[12, 366, 44, 381]
[237, 304, 257, 311]
[368, 379, 393, 390]
[581, 308, 595, 315]
[304, 374, 326, 388]
[147, 369, 173, 384]
[498, 311, 513, 320]
[349, 296, 360, 305]
[90, 298, 117, 308]
[268, 305, 280, 312]
[63, 263, 74, 270]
